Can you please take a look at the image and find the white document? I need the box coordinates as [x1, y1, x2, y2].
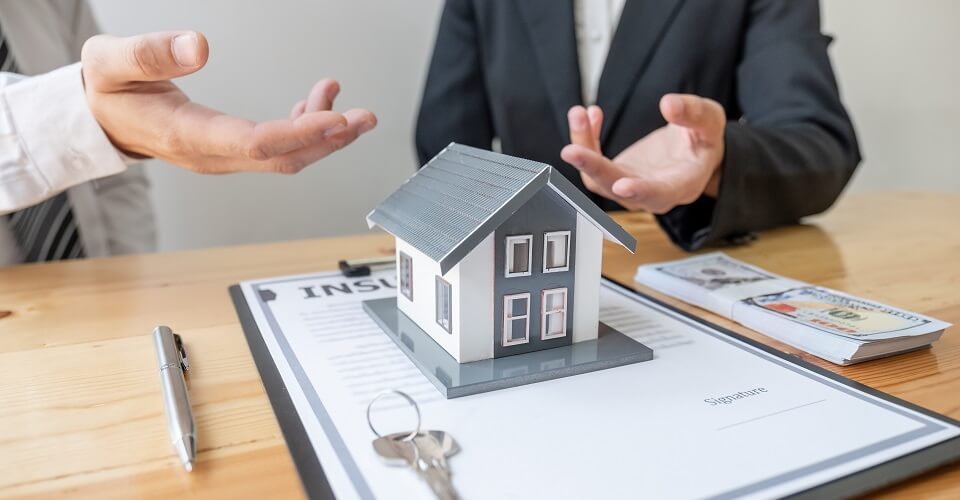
[239, 269, 959, 500]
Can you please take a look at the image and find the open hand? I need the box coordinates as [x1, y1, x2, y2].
[81, 31, 376, 174]
[560, 94, 725, 213]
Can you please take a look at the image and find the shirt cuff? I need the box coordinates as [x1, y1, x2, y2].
[4, 62, 130, 196]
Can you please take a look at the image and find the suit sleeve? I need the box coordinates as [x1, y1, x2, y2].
[66, 0, 101, 58]
[656, 0, 861, 250]
[415, 0, 494, 165]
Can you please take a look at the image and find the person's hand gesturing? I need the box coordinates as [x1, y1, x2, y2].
[82, 31, 376, 174]
[561, 94, 725, 213]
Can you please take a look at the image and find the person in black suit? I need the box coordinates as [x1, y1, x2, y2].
[415, 0, 860, 250]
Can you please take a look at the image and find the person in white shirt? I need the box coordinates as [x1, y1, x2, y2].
[0, 1, 376, 265]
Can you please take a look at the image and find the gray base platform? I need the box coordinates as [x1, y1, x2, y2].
[362, 297, 654, 398]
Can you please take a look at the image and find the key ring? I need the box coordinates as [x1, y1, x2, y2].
[366, 389, 421, 442]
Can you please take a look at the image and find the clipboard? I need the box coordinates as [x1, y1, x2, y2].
[229, 277, 960, 499]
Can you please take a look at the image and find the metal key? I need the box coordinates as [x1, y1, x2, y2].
[372, 430, 461, 500]
[372, 432, 417, 467]
[412, 431, 460, 500]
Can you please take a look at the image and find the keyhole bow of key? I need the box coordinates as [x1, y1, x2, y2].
[373, 431, 461, 500]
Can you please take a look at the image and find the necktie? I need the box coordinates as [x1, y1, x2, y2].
[2, 21, 86, 262]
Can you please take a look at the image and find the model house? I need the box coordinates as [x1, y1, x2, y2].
[366, 143, 636, 363]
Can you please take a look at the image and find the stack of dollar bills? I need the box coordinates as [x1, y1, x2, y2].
[634, 252, 950, 365]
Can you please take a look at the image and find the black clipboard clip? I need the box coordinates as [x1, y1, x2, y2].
[338, 257, 395, 277]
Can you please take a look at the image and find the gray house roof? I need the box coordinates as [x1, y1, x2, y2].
[367, 143, 637, 274]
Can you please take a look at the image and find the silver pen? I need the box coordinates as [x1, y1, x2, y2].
[153, 325, 197, 472]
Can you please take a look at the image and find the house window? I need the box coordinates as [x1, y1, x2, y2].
[502, 293, 531, 346]
[505, 235, 533, 277]
[543, 231, 571, 273]
[399, 252, 413, 300]
[435, 276, 453, 333]
[541, 288, 568, 339]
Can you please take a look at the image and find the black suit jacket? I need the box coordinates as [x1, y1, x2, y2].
[415, 0, 861, 250]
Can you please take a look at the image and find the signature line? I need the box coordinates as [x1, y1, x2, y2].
[717, 399, 828, 431]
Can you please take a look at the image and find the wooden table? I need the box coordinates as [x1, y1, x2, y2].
[1, 192, 958, 498]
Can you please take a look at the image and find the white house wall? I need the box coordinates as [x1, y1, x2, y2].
[455, 233, 494, 362]
[573, 213, 602, 343]
[395, 234, 494, 363]
[396, 238, 461, 360]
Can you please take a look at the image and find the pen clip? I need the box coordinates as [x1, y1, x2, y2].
[174, 333, 190, 372]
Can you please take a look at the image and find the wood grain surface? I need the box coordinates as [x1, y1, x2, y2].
[1, 192, 958, 498]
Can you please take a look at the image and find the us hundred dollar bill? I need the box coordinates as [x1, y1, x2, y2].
[742, 286, 945, 341]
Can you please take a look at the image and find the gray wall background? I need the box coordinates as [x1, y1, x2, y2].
[88, 0, 960, 252]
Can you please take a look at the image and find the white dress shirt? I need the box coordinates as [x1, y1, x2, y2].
[573, 0, 627, 105]
[0, 0, 156, 265]
[0, 64, 131, 214]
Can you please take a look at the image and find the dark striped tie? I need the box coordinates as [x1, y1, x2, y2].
[2, 20, 86, 262]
